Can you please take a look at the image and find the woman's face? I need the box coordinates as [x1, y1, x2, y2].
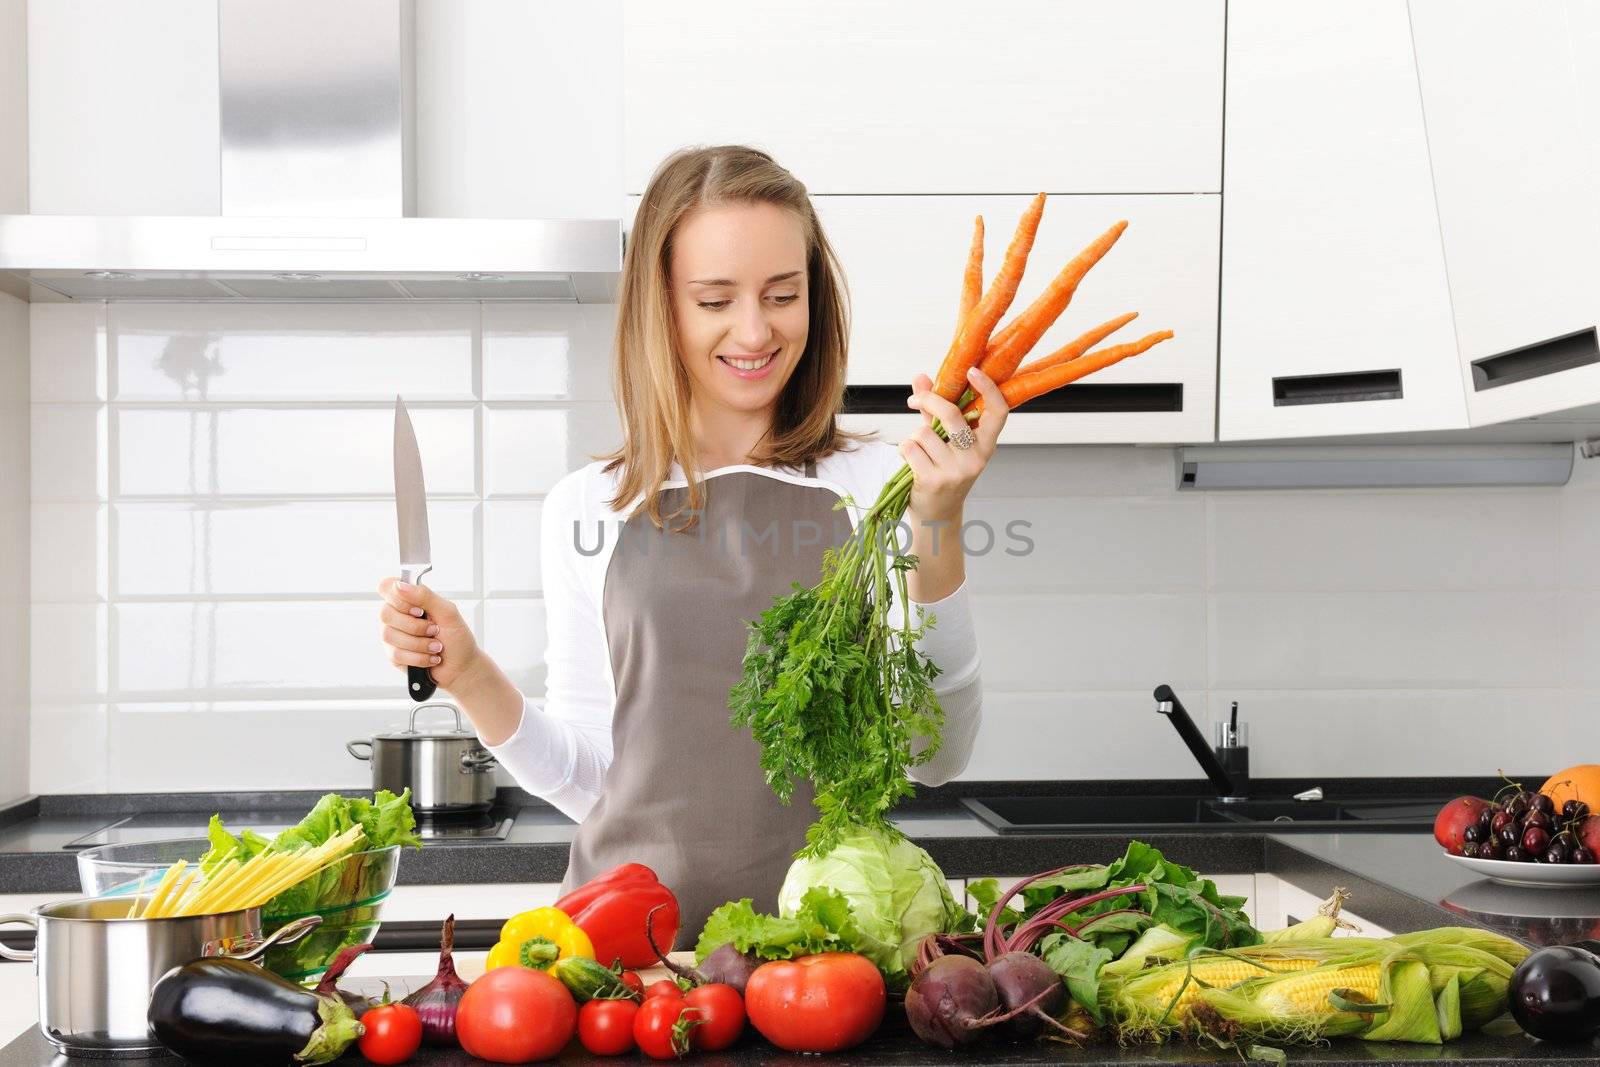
[669, 201, 809, 419]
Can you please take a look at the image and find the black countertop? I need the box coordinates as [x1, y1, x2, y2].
[4, 1017, 1599, 1067]
[5, 779, 1600, 1065]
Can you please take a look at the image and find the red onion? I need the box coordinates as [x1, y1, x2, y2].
[402, 914, 467, 1045]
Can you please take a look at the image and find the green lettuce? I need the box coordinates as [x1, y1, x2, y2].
[775, 826, 963, 980]
[196, 791, 421, 979]
[696, 886, 863, 962]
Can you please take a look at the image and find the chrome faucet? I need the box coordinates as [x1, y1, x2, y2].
[1153, 684, 1248, 800]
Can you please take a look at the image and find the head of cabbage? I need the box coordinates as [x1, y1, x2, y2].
[776, 826, 963, 978]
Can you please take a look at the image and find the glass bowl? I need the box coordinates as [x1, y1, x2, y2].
[77, 836, 401, 980]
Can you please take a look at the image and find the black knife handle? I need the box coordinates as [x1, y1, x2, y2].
[409, 608, 438, 702]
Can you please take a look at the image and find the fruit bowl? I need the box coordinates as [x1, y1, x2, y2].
[1443, 851, 1600, 888]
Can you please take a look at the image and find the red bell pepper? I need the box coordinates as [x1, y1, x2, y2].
[555, 863, 681, 971]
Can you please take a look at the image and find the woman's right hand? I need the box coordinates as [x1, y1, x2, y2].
[376, 578, 484, 694]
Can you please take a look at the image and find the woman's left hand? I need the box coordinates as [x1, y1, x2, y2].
[900, 365, 1009, 527]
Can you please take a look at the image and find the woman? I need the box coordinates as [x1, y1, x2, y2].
[377, 145, 1009, 939]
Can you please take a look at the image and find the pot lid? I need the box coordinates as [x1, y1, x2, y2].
[374, 703, 479, 740]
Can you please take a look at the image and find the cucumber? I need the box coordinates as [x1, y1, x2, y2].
[549, 956, 633, 1003]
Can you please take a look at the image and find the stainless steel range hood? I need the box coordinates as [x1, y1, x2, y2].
[0, 0, 621, 303]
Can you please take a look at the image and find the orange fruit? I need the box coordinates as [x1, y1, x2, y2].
[1540, 765, 1600, 809]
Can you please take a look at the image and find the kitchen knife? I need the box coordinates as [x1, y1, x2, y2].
[394, 395, 437, 702]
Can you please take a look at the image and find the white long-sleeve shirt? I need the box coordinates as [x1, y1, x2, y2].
[486, 438, 983, 821]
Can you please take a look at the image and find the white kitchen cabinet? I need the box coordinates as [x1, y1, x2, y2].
[1411, 0, 1600, 426]
[27, 0, 221, 215]
[623, 1, 1224, 196]
[1219, 0, 1466, 441]
[382, 882, 561, 923]
[821, 194, 1219, 444]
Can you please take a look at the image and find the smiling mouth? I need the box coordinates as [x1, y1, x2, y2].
[717, 349, 779, 371]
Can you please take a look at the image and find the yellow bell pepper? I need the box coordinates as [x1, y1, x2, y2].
[485, 906, 595, 971]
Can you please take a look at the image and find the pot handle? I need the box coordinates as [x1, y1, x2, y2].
[0, 912, 36, 962]
[461, 749, 498, 772]
[218, 915, 324, 963]
[409, 702, 465, 734]
[346, 740, 374, 761]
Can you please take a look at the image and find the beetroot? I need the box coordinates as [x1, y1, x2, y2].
[905, 955, 999, 1049]
[646, 903, 760, 994]
[987, 951, 1068, 1039]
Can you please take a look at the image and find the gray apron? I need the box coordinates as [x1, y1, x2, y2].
[561, 460, 857, 944]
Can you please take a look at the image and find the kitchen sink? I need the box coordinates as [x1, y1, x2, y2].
[962, 795, 1440, 833]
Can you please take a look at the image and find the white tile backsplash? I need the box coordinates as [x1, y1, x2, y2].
[483, 405, 621, 496]
[484, 501, 544, 595]
[111, 303, 478, 402]
[1210, 491, 1561, 592]
[114, 501, 477, 598]
[29, 303, 106, 403]
[31, 404, 106, 501]
[1210, 591, 1563, 689]
[116, 406, 478, 497]
[974, 593, 1207, 692]
[20, 299, 1600, 794]
[482, 303, 617, 402]
[31, 501, 107, 602]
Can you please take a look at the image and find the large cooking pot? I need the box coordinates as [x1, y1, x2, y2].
[347, 703, 497, 812]
[0, 897, 319, 1057]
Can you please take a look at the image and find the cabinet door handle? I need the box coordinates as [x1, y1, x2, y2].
[1471, 327, 1599, 392]
[844, 383, 1183, 414]
[1271, 370, 1403, 407]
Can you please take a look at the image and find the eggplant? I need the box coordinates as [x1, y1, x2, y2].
[148, 956, 365, 1065]
[1508, 944, 1600, 1043]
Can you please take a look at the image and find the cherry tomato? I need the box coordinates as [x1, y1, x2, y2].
[684, 983, 745, 1051]
[644, 979, 682, 1000]
[744, 952, 885, 1053]
[456, 967, 577, 1063]
[633, 994, 695, 1061]
[358, 1003, 423, 1065]
[577, 999, 639, 1057]
[619, 971, 646, 998]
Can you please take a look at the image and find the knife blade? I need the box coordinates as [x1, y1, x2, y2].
[394, 395, 437, 702]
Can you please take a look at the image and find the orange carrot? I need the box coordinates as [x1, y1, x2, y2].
[963, 330, 1176, 419]
[958, 215, 984, 326]
[979, 220, 1129, 383]
[932, 193, 1046, 403]
[1005, 311, 1140, 379]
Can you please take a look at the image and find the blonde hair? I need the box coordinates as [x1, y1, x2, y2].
[600, 145, 865, 530]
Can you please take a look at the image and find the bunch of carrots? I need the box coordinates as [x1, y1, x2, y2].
[871, 192, 1176, 554]
[938, 191, 1174, 424]
[732, 196, 1174, 852]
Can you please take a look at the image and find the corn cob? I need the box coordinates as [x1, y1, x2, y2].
[1106, 941, 1388, 1039]
[1262, 887, 1361, 943]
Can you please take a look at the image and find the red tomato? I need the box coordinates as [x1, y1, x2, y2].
[577, 999, 639, 1057]
[744, 953, 885, 1053]
[684, 983, 745, 1051]
[358, 1003, 423, 1065]
[619, 971, 646, 998]
[456, 967, 577, 1063]
[644, 979, 682, 1000]
[633, 994, 693, 1061]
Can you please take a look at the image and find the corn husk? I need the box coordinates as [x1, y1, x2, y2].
[1105, 926, 1527, 1047]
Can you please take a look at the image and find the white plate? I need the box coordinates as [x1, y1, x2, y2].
[1444, 851, 1600, 888]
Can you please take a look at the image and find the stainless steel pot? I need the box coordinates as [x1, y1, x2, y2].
[347, 702, 497, 812]
[0, 897, 320, 1058]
